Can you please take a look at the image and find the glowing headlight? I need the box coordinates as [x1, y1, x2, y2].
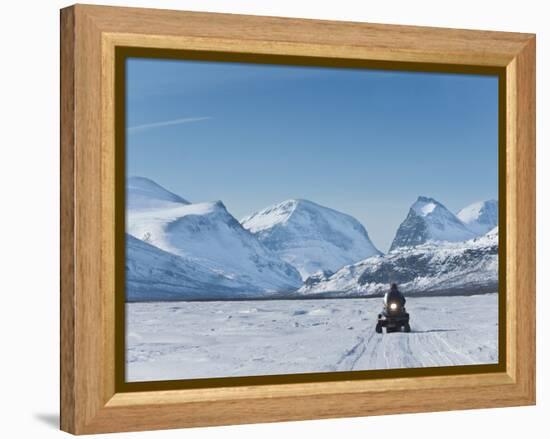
[389, 303, 398, 311]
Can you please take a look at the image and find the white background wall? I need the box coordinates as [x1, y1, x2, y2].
[0, 0, 546, 437]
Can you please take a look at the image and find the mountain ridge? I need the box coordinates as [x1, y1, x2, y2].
[300, 226, 498, 297]
[457, 199, 498, 235]
[125, 177, 499, 300]
[126, 187, 303, 295]
[241, 198, 381, 279]
[127, 176, 189, 210]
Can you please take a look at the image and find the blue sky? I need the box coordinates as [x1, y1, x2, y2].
[126, 58, 498, 252]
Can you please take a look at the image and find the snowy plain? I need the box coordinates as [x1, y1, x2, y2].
[126, 293, 498, 382]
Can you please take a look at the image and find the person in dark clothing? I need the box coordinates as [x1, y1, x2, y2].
[384, 283, 406, 308]
[377, 283, 411, 333]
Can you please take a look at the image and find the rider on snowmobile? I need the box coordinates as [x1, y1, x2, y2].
[384, 283, 406, 308]
[376, 283, 410, 333]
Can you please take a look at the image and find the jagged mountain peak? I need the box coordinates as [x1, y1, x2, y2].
[390, 196, 476, 251]
[411, 196, 445, 216]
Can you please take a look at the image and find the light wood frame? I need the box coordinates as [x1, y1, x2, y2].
[60, 4, 536, 435]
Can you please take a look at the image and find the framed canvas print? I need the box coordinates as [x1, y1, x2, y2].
[60, 4, 536, 435]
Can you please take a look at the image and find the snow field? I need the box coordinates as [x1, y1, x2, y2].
[126, 293, 498, 382]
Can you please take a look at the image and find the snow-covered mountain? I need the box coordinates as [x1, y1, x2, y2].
[126, 234, 261, 301]
[457, 199, 498, 236]
[125, 178, 499, 300]
[126, 180, 302, 297]
[240, 199, 381, 279]
[389, 196, 476, 251]
[299, 227, 498, 297]
[127, 176, 189, 210]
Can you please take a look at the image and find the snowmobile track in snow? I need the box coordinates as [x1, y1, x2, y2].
[126, 293, 499, 382]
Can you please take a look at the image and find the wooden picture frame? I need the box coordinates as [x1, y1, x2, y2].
[60, 4, 536, 434]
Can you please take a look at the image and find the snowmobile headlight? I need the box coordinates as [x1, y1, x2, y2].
[389, 303, 398, 311]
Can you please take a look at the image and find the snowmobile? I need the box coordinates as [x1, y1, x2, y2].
[375, 299, 411, 333]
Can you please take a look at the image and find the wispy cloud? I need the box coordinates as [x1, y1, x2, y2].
[128, 117, 211, 133]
